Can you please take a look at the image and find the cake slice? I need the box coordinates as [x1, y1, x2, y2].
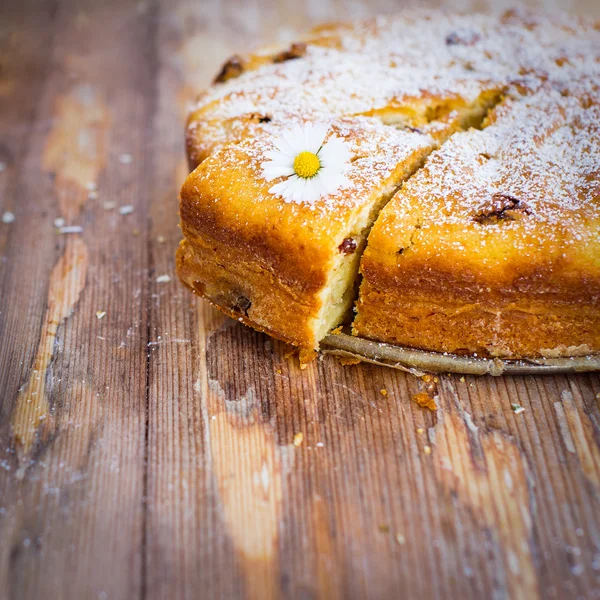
[354, 78, 600, 358]
[178, 118, 435, 349]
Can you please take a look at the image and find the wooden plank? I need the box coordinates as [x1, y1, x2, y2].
[0, 1, 155, 598]
[145, 1, 600, 600]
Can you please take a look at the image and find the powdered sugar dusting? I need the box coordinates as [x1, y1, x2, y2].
[187, 8, 600, 172]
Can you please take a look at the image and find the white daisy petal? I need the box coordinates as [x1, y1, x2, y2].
[262, 165, 295, 181]
[269, 177, 295, 197]
[309, 122, 330, 152]
[272, 134, 298, 158]
[318, 136, 351, 167]
[264, 150, 294, 164]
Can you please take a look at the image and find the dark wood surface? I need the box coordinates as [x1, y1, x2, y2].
[1, 1, 599, 598]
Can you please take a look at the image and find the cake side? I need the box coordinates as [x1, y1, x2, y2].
[354, 79, 600, 358]
[178, 118, 435, 348]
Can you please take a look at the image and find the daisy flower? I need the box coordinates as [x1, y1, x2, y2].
[261, 122, 351, 203]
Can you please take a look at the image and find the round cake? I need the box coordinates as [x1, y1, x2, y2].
[177, 8, 600, 360]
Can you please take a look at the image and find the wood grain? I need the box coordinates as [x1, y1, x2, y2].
[1, 1, 599, 599]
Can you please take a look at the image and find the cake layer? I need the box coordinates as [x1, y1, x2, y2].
[354, 77, 600, 358]
[178, 118, 435, 348]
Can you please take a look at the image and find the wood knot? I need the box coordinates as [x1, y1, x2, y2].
[338, 237, 357, 255]
[273, 42, 307, 63]
[474, 193, 530, 224]
[214, 55, 244, 84]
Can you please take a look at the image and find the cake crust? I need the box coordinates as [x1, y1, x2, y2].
[179, 8, 600, 359]
[354, 80, 600, 358]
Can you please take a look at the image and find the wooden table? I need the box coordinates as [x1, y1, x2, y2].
[1, 1, 599, 598]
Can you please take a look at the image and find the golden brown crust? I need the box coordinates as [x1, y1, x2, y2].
[179, 118, 435, 348]
[354, 80, 600, 358]
[180, 9, 600, 359]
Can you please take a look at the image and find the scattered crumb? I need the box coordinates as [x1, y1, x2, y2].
[412, 392, 437, 411]
[157, 235, 166, 243]
[416, 427, 424, 434]
[103, 201, 117, 211]
[85, 181, 97, 191]
[293, 432, 304, 447]
[460, 376, 466, 383]
[596, 392, 600, 400]
[420, 373, 438, 396]
[118, 153, 133, 165]
[380, 388, 388, 397]
[0, 162, 6, 172]
[275, 368, 282, 374]
[88, 190, 98, 200]
[316, 442, 324, 448]
[511, 403, 525, 415]
[423, 445, 432, 455]
[330, 325, 343, 335]
[2, 211, 15, 224]
[132, 228, 140, 236]
[378, 524, 390, 533]
[396, 533, 405, 545]
[299, 348, 318, 367]
[338, 356, 362, 366]
[58, 225, 83, 234]
[53, 217, 66, 228]
[156, 274, 171, 284]
[284, 347, 298, 359]
[119, 205, 134, 215]
[96, 311, 106, 320]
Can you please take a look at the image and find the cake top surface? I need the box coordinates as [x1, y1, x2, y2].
[187, 8, 600, 163]
[184, 8, 600, 261]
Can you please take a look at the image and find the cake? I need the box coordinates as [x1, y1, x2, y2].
[177, 9, 600, 360]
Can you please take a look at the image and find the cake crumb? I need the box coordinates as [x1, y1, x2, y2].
[103, 201, 117, 211]
[157, 235, 166, 243]
[156, 274, 171, 284]
[378, 524, 390, 533]
[380, 388, 388, 397]
[53, 217, 66, 228]
[96, 311, 106, 320]
[339, 356, 362, 366]
[293, 432, 304, 447]
[416, 427, 424, 434]
[423, 445, 432, 455]
[396, 533, 406, 545]
[2, 211, 15, 224]
[412, 392, 437, 411]
[299, 348, 318, 366]
[460, 376, 466, 383]
[119, 153, 133, 165]
[511, 403, 525, 415]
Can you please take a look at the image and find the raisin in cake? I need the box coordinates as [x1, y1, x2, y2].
[178, 8, 600, 359]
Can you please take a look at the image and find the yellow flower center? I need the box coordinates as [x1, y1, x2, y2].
[293, 151, 321, 179]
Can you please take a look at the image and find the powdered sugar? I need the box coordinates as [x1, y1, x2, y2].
[186, 8, 600, 234]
